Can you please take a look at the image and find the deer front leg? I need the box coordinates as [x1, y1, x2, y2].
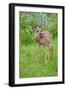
[36, 44, 40, 63]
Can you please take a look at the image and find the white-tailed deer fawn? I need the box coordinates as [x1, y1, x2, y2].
[33, 26, 53, 64]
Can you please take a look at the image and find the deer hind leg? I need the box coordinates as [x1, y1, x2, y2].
[51, 46, 53, 61]
[49, 45, 53, 61]
[45, 47, 49, 64]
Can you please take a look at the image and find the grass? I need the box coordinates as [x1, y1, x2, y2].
[19, 38, 58, 78]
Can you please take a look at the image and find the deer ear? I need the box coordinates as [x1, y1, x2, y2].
[39, 25, 41, 28]
[32, 26, 36, 32]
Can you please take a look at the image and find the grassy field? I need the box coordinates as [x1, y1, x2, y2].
[19, 38, 58, 78]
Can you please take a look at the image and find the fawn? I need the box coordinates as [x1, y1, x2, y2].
[33, 26, 53, 64]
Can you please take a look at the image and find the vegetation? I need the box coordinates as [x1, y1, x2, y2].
[19, 12, 58, 78]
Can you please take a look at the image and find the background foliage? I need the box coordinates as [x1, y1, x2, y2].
[19, 12, 58, 45]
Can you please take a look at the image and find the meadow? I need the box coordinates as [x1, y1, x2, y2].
[19, 38, 58, 78]
[19, 12, 58, 78]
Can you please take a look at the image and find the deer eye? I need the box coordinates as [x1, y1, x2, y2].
[36, 30, 39, 32]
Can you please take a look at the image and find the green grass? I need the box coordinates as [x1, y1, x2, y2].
[19, 38, 58, 78]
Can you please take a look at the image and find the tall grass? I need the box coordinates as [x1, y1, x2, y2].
[19, 38, 58, 78]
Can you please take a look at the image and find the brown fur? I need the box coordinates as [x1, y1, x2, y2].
[33, 26, 53, 64]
